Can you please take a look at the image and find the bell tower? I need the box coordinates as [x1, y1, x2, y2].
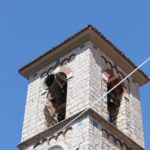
[17, 25, 149, 150]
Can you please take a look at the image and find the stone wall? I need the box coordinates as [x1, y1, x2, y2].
[87, 43, 144, 147]
[19, 110, 143, 150]
[21, 41, 92, 141]
[129, 81, 145, 147]
[24, 117, 92, 150]
[21, 40, 145, 148]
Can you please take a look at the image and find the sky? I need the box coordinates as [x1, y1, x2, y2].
[0, 0, 150, 149]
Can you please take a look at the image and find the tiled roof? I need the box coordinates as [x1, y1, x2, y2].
[19, 25, 149, 82]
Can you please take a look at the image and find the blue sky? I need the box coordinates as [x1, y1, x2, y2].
[0, 0, 150, 149]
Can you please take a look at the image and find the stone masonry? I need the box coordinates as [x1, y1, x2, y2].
[18, 25, 148, 150]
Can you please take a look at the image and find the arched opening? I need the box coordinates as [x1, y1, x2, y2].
[48, 145, 64, 150]
[103, 69, 126, 126]
[107, 77, 124, 126]
[43, 72, 67, 126]
[48, 142, 69, 150]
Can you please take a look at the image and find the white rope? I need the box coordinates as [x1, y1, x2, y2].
[49, 57, 150, 138]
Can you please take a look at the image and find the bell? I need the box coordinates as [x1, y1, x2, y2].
[108, 93, 116, 107]
[42, 74, 63, 100]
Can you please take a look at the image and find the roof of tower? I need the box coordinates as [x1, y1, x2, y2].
[19, 25, 150, 86]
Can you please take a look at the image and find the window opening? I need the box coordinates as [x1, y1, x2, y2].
[44, 72, 67, 127]
[107, 78, 123, 126]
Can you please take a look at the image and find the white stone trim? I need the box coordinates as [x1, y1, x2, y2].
[102, 73, 109, 82]
[53, 66, 73, 79]
[123, 92, 130, 100]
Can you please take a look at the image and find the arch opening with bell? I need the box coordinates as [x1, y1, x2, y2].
[42, 66, 72, 127]
[102, 69, 128, 126]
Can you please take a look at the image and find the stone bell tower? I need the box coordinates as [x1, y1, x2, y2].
[17, 25, 149, 150]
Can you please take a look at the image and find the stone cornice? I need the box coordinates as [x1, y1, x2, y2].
[18, 25, 149, 86]
[17, 111, 82, 150]
[17, 109, 144, 150]
[89, 109, 144, 150]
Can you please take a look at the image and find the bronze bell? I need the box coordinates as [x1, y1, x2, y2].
[42, 74, 66, 101]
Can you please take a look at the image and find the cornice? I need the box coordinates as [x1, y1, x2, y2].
[17, 109, 144, 150]
[18, 25, 149, 86]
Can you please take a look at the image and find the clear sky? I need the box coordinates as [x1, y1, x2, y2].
[0, 0, 150, 149]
